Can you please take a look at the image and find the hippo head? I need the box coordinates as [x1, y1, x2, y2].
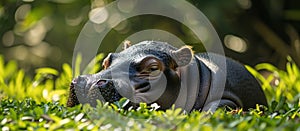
[67, 41, 194, 109]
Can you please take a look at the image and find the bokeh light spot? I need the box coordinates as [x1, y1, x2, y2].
[15, 4, 31, 22]
[24, 22, 47, 46]
[117, 0, 137, 13]
[114, 20, 129, 33]
[89, 7, 109, 24]
[2, 31, 15, 47]
[237, 0, 252, 9]
[65, 12, 83, 26]
[9, 46, 29, 61]
[30, 42, 51, 58]
[224, 35, 248, 53]
[108, 13, 122, 28]
[91, 0, 105, 9]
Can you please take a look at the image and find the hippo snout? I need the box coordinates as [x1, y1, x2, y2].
[67, 75, 123, 107]
[72, 76, 88, 89]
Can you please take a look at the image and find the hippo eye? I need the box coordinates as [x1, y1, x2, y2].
[149, 65, 161, 76]
[139, 66, 160, 77]
[137, 56, 163, 78]
[142, 64, 161, 77]
[140, 64, 158, 73]
[149, 65, 159, 71]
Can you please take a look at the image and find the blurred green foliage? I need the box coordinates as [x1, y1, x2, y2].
[0, 96, 299, 130]
[246, 57, 300, 112]
[1, 0, 90, 73]
[0, 54, 70, 104]
[0, 52, 104, 104]
[1, 0, 300, 74]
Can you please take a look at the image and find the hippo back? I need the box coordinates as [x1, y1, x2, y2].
[195, 53, 268, 110]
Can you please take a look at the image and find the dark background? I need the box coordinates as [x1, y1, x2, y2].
[0, 0, 299, 74]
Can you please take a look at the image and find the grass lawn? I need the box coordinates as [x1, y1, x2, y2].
[0, 54, 299, 130]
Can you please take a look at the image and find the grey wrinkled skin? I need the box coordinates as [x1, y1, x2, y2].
[68, 41, 183, 109]
[67, 41, 268, 112]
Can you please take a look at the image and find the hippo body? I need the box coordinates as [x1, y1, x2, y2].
[67, 41, 267, 112]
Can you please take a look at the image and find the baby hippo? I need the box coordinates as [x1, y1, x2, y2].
[67, 41, 267, 112]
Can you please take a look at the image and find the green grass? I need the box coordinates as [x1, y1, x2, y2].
[0, 54, 299, 130]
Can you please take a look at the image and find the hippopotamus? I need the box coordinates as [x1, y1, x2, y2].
[67, 41, 267, 112]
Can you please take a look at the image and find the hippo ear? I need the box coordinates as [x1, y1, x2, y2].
[171, 46, 194, 67]
[122, 40, 131, 50]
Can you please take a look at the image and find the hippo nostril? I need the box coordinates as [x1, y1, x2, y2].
[71, 78, 78, 85]
[97, 80, 108, 86]
[95, 79, 120, 103]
